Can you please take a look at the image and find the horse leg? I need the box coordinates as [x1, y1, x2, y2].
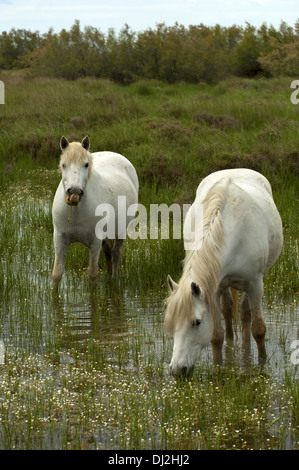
[221, 287, 234, 341]
[247, 277, 267, 360]
[52, 232, 68, 289]
[102, 238, 114, 276]
[88, 241, 101, 283]
[240, 292, 251, 349]
[111, 238, 124, 278]
[211, 299, 224, 364]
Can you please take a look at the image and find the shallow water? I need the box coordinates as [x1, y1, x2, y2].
[2, 283, 298, 449]
[49, 289, 299, 379]
[0, 195, 298, 449]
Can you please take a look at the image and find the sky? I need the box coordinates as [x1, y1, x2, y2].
[0, 0, 298, 34]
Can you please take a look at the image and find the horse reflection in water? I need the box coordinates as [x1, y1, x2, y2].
[52, 283, 128, 357]
[51, 135, 138, 288]
[164, 169, 283, 378]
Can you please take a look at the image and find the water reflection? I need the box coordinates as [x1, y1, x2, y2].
[51, 281, 130, 357]
[187, 300, 299, 378]
[51, 278, 298, 381]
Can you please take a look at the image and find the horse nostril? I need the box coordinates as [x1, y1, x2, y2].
[171, 365, 194, 379]
[181, 366, 188, 377]
[171, 365, 187, 379]
[67, 188, 84, 197]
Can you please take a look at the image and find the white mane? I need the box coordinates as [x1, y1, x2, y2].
[165, 178, 228, 333]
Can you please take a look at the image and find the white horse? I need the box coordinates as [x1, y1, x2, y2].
[165, 168, 283, 378]
[51, 136, 139, 287]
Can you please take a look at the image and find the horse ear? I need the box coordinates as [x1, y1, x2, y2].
[60, 136, 69, 151]
[82, 135, 90, 151]
[191, 282, 201, 297]
[167, 275, 178, 292]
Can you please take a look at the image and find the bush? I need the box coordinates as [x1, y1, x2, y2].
[0, 20, 299, 82]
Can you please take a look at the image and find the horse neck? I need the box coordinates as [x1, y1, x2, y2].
[184, 235, 223, 295]
[86, 162, 105, 193]
[186, 178, 227, 292]
[182, 216, 224, 322]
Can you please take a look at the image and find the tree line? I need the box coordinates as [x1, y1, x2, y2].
[0, 20, 299, 82]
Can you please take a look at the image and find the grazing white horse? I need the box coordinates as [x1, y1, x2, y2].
[51, 136, 139, 287]
[165, 168, 283, 377]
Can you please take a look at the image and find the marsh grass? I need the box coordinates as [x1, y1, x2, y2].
[0, 348, 297, 450]
[0, 76, 298, 449]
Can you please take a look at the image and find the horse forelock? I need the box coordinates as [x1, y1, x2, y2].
[164, 275, 195, 334]
[59, 142, 93, 176]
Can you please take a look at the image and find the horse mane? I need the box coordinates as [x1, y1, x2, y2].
[59, 142, 93, 176]
[164, 178, 229, 334]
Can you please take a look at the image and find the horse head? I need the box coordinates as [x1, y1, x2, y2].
[165, 275, 214, 378]
[59, 135, 92, 206]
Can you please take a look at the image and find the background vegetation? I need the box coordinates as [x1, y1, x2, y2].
[0, 67, 298, 449]
[0, 16, 298, 447]
[1, 19, 299, 82]
[0, 74, 297, 297]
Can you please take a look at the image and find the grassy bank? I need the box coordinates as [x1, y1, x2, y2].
[0, 73, 298, 294]
[0, 75, 298, 449]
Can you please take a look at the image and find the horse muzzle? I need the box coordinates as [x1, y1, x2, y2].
[170, 364, 194, 379]
[66, 188, 84, 206]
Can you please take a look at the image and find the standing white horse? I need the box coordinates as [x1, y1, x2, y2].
[51, 136, 138, 287]
[165, 168, 283, 377]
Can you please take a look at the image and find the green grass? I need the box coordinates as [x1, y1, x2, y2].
[0, 73, 297, 295]
[0, 74, 298, 449]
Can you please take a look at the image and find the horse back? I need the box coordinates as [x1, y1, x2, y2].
[196, 169, 283, 277]
[91, 151, 139, 192]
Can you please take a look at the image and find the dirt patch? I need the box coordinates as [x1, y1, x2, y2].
[205, 150, 299, 175]
[194, 112, 241, 130]
[17, 132, 60, 160]
[94, 95, 118, 106]
[69, 116, 86, 129]
[144, 118, 192, 145]
[284, 151, 299, 174]
[139, 153, 186, 187]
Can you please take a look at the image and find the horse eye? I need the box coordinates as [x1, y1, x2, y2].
[84, 162, 89, 168]
[192, 319, 201, 327]
[62, 163, 66, 169]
